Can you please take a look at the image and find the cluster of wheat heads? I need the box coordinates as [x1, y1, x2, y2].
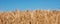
[0, 10, 60, 24]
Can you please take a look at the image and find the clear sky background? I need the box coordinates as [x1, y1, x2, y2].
[0, 0, 60, 11]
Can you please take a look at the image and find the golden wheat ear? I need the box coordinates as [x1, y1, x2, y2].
[0, 10, 60, 24]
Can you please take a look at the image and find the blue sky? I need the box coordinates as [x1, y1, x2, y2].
[0, 0, 60, 11]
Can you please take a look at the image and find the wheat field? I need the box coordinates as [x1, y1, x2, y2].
[0, 10, 60, 24]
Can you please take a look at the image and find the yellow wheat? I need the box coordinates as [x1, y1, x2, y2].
[0, 10, 60, 24]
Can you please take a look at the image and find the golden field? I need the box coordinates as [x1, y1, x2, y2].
[0, 10, 60, 24]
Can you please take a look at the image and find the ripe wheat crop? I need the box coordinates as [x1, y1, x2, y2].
[0, 10, 60, 24]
